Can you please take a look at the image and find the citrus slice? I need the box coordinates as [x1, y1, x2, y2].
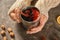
[57, 16, 60, 24]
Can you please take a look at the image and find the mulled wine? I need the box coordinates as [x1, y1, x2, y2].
[21, 6, 40, 22]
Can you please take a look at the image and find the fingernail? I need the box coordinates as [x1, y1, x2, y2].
[26, 31, 32, 34]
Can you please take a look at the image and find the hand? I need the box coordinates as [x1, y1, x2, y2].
[9, 7, 22, 23]
[26, 14, 48, 34]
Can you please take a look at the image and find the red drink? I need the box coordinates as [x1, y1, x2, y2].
[20, 6, 40, 29]
[21, 6, 40, 22]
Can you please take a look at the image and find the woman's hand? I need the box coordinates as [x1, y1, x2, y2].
[9, 8, 22, 23]
[26, 14, 48, 34]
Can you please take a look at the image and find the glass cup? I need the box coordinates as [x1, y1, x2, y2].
[20, 6, 40, 29]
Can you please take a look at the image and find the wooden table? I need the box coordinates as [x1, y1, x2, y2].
[0, 0, 60, 40]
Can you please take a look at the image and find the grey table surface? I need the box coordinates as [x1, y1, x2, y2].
[0, 0, 60, 40]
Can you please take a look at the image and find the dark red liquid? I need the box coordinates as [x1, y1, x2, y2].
[32, 8, 39, 21]
[21, 7, 40, 22]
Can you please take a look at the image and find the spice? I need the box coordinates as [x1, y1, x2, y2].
[1, 30, 6, 36]
[7, 28, 12, 33]
[10, 32, 15, 38]
[1, 25, 5, 30]
[3, 36, 8, 40]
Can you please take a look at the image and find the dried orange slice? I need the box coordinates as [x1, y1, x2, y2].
[57, 16, 60, 24]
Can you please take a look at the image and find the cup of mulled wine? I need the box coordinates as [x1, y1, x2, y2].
[20, 6, 40, 29]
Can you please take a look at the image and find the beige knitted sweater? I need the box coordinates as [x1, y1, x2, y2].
[35, 0, 60, 18]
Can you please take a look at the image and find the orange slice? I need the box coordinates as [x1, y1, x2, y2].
[57, 16, 60, 24]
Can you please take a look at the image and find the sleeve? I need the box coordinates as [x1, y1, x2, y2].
[35, 0, 60, 18]
[35, 0, 49, 18]
[45, 0, 60, 10]
[8, 0, 32, 14]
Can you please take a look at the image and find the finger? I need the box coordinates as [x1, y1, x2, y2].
[14, 7, 20, 13]
[10, 13, 21, 23]
[26, 30, 37, 34]
[14, 7, 24, 19]
[21, 13, 29, 17]
[9, 13, 17, 21]
[26, 26, 42, 34]
[26, 29, 40, 34]
[26, 30, 33, 34]
[31, 28, 37, 31]
[16, 18, 22, 23]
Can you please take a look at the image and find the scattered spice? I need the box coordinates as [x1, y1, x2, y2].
[3, 36, 8, 40]
[1, 25, 5, 30]
[7, 28, 12, 33]
[10, 32, 15, 38]
[1, 30, 6, 36]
